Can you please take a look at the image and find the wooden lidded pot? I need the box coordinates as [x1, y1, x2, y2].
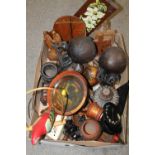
[80, 119, 101, 140]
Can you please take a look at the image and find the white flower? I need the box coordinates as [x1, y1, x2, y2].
[81, 3, 107, 32]
[96, 11, 105, 19]
[87, 6, 99, 13]
[81, 16, 96, 29]
[84, 6, 105, 20]
[85, 7, 98, 16]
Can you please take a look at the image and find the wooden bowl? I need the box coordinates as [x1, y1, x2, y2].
[47, 71, 88, 116]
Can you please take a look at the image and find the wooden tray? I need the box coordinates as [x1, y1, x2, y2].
[74, 0, 118, 35]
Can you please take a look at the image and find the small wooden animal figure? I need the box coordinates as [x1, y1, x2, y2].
[43, 30, 62, 61]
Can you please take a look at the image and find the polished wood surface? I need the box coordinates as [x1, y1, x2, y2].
[53, 16, 86, 41]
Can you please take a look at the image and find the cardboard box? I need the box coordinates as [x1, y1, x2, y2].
[28, 30, 128, 147]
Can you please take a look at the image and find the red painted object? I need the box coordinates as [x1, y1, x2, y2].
[31, 113, 51, 145]
[112, 134, 120, 143]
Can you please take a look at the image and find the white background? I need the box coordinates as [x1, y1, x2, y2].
[0, 0, 155, 154]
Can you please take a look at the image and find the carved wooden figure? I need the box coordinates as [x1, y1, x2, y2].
[43, 31, 62, 61]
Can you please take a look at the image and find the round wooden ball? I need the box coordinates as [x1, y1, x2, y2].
[99, 47, 127, 74]
[68, 36, 97, 64]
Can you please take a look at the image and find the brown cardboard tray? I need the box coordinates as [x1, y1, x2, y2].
[28, 31, 128, 147]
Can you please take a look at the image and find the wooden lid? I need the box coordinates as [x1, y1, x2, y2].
[53, 16, 86, 41]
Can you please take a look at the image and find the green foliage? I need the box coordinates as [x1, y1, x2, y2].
[50, 110, 55, 122]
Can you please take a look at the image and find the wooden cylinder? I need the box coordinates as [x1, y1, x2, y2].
[86, 102, 103, 121]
